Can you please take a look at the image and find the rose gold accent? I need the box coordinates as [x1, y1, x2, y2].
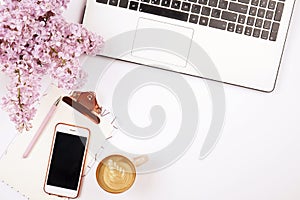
[70, 91, 102, 116]
[62, 97, 100, 124]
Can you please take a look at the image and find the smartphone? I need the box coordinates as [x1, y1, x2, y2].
[44, 123, 90, 198]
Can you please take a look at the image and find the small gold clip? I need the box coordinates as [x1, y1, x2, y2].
[62, 91, 101, 124]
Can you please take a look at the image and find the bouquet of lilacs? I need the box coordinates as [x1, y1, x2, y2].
[0, 0, 104, 132]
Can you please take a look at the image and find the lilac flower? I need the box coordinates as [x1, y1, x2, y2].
[0, 0, 104, 131]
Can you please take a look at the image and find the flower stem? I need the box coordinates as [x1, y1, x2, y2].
[16, 69, 23, 111]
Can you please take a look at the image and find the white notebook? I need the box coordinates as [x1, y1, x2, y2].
[0, 85, 114, 200]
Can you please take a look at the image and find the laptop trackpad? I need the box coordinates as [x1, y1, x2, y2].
[132, 18, 194, 68]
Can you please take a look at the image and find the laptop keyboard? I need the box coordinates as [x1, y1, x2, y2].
[96, 0, 285, 41]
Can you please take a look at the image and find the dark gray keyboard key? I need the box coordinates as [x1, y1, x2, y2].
[139, 3, 188, 21]
[161, 0, 171, 7]
[246, 17, 255, 26]
[211, 9, 221, 18]
[236, 24, 244, 34]
[244, 26, 253, 36]
[109, 0, 118, 6]
[199, 16, 209, 26]
[261, 30, 269, 39]
[249, 7, 257, 16]
[209, 19, 227, 30]
[274, 2, 284, 21]
[218, 1, 228, 9]
[238, 14, 246, 24]
[227, 23, 235, 32]
[188, 0, 197, 2]
[269, 32, 277, 41]
[269, 22, 279, 41]
[253, 28, 261, 38]
[255, 18, 263, 28]
[181, 2, 191, 11]
[229, 2, 248, 14]
[257, 8, 265, 18]
[201, 6, 211, 16]
[191, 4, 201, 14]
[222, 11, 237, 22]
[238, 0, 250, 4]
[268, 1, 276, 10]
[129, 1, 139, 10]
[263, 20, 271, 29]
[119, 0, 129, 7]
[96, 0, 108, 4]
[151, 0, 160, 5]
[198, 0, 208, 5]
[141, 0, 150, 3]
[259, 0, 268, 8]
[171, 0, 181, 9]
[209, 0, 218, 7]
[265, 10, 274, 19]
[189, 14, 199, 23]
[251, 0, 259, 6]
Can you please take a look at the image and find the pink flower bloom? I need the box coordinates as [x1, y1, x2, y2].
[0, 0, 104, 132]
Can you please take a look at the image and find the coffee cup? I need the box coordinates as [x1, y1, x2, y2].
[95, 154, 148, 194]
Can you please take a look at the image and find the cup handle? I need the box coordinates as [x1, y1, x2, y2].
[132, 155, 148, 167]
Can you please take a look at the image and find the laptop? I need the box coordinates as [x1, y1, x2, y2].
[83, 0, 296, 92]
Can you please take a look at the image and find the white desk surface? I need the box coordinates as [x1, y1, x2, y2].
[1, 0, 300, 200]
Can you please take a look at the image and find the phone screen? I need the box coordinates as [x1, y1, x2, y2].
[47, 131, 87, 190]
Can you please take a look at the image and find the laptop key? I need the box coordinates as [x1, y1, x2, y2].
[246, 17, 255, 26]
[161, 0, 171, 7]
[229, 2, 248, 14]
[199, 16, 209, 26]
[265, 10, 274, 20]
[227, 23, 235, 32]
[209, 19, 227, 30]
[201, 6, 211, 16]
[181, 2, 191, 11]
[119, 0, 129, 7]
[253, 28, 261, 38]
[261, 30, 269, 39]
[249, 7, 257, 16]
[211, 9, 221, 18]
[274, 2, 284, 21]
[198, 0, 208, 5]
[129, 1, 139, 10]
[151, 0, 160, 5]
[255, 18, 263, 28]
[251, 0, 259, 6]
[269, 22, 279, 41]
[259, 0, 268, 8]
[171, 0, 181, 9]
[236, 24, 244, 34]
[263, 20, 271, 29]
[218, 1, 228, 9]
[208, 0, 218, 7]
[139, 3, 189, 21]
[189, 14, 199, 24]
[222, 11, 237, 22]
[244, 26, 253, 36]
[257, 8, 265, 18]
[191, 4, 201, 14]
[238, 14, 246, 24]
[109, 0, 118, 6]
[96, 0, 108, 4]
[268, 1, 276, 10]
